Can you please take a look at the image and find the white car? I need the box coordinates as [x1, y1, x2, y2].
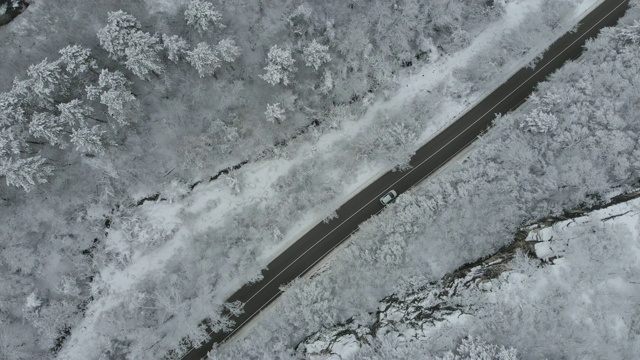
[379, 190, 398, 206]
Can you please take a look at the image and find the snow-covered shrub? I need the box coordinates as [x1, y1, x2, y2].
[265, 102, 286, 123]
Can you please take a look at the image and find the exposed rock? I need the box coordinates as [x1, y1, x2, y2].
[297, 240, 523, 358]
[0, 0, 29, 26]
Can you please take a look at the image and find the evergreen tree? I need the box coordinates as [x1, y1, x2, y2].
[0, 90, 26, 126]
[97, 10, 141, 60]
[57, 99, 95, 127]
[70, 126, 105, 154]
[302, 39, 331, 71]
[0, 156, 53, 192]
[184, 0, 225, 34]
[58, 45, 97, 76]
[28, 112, 65, 147]
[260, 45, 296, 86]
[0, 127, 23, 159]
[216, 38, 241, 62]
[162, 34, 189, 63]
[97, 69, 138, 125]
[186, 42, 221, 77]
[98, 11, 164, 79]
[123, 31, 165, 79]
[26, 58, 67, 103]
[265, 103, 286, 123]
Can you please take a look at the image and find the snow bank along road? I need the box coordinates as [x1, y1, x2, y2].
[180, 1, 630, 358]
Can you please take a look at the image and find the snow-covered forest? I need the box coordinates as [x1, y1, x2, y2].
[215, 2, 640, 359]
[1, 0, 639, 359]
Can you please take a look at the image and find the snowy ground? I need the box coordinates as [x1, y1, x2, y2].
[58, 0, 603, 357]
[528, 197, 640, 260]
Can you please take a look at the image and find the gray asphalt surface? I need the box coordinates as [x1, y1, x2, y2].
[180, 1, 630, 358]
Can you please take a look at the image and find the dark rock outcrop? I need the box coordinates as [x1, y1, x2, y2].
[0, 0, 29, 26]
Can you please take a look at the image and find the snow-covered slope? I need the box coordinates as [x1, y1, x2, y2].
[298, 195, 640, 359]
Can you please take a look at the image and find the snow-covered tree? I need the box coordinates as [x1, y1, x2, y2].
[224, 300, 244, 317]
[0, 156, 53, 192]
[216, 38, 241, 62]
[265, 103, 285, 123]
[260, 45, 296, 86]
[97, 10, 141, 60]
[0, 90, 26, 126]
[123, 31, 165, 79]
[70, 126, 104, 154]
[162, 34, 189, 63]
[436, 337, 518, 360]
[57, 99, 95, 127]
[98, 10, 142, 60]
[99, 88, 137, 125]
[98, 11, 164, 79]
[616, 20, 640, 44]
[519, 108, 558, 133]
[58, 45, 97, 76]
[221, 171, 241, 194]
[302, 39, 331, 71]
[26, 58, 66, 101]
[85, 84, 102, 101]
[320, 69, 334, 94]
[24, 292, 42, 311]
[28, 112, 65, 147]
[97, 69, 129, 91]
[184, 0, 225, 34]
[287, 3, 314, 37]
[0, 128, 22, 158]
[97, 69, 138, 125]
[186, 42, 221, 77]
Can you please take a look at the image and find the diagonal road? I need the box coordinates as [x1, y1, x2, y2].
[180, 1, 629, 358]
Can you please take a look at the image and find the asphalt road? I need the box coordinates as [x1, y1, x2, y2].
[180, 1, 630, 358]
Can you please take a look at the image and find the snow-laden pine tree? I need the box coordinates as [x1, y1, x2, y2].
[184, 0, 225, 34]
[97, 10, 140, 60]
[70, 125, 104, 154]
[0, 90, 26, 126]
[216, 38, 241, 62]
[97, 69, 139, 125]
[162, 34, 189, 63]
[57, 99, 95, 127]
[302, 39, 331, 71]
[28, 112, 65, 147]
[26, 58, 67, 103]
[186, 42, 221, 77]
[123, 31, 165, 79]
[58, 45, 97, 76]
[0, 128, 22, 159]
[0, 156, 53, 192]
[98, 11, 164, 79]
[265, 103, 286, 123]
[260, 45, 296, 86]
